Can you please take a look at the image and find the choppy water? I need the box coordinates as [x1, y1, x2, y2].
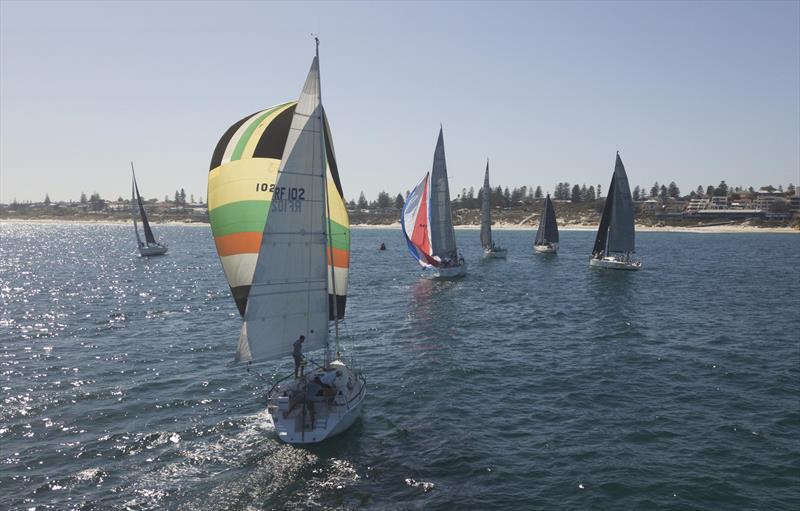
[1, 222, 798, 510]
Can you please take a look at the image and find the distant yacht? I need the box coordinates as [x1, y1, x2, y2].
[590, 152, 641, 270]
[401, 127, 466, 278]
[534, 194, 559, 253]
[130, 163, 167, 257]
[480, 159, 507, 258]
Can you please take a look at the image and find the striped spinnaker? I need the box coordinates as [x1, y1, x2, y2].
[208, 101, 350, 318]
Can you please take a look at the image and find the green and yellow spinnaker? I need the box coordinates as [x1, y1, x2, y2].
[208, 101, 350, 318]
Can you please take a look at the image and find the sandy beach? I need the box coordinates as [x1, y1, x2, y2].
[2, 218, 797, 234]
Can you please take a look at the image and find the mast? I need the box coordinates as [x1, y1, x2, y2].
[317, 37, 340, 364]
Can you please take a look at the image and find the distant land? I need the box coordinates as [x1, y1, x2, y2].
[2, 184, 799, 231]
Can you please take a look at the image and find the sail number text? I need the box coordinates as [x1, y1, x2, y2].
[255, 183, 305, 201]
[256, 183, 306, 213]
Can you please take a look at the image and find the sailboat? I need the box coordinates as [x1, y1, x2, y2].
[533, 194, 559, 253]
[401, 127, 466, 278]
[130, 163, 167, 257]
[207, 39, 365, 444]
[480, 159, 506, 258]
[590, 152, 642, 270]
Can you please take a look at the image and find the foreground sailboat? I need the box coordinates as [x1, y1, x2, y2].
[533, 194, 559, 253]
[208, 40, 365, 444]
[401, 128, 466, 278]
[130, 163, 167, 256]
[480, 159, 507, 258]
[590, 152, 642, 270]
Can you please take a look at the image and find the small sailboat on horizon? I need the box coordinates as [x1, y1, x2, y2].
[130, 163, 167, 257]
[533, 194, 559, 254]
[208, 39, 365, 444]
[401, 127, 466, 278]
[480, 159, 507, 258]
[590, 152, 642, 270]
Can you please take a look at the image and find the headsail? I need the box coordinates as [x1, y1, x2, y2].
[428, 128, 458, 260]
[131, 163, 156, 245]
[130, 175, 142, 246]
[480, 159, 492, 249]
[235, 51, 330, 363]
[535, 194, 559, 244]
[401, 173, 436, 268]
[593, 175, 615, 255]
[606, 153, 635, 253]
[208, 104, 349, 318]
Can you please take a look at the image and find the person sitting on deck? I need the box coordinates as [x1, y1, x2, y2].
[283, 376, 324, 427]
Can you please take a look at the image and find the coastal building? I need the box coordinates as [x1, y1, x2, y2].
[754, 187, 783, 211]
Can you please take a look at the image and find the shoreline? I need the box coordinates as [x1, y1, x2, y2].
[2, 218, 797, 234]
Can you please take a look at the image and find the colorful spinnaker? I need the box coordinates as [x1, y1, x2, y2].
[208, 102, 349, 319]
[401, 172, 435, 267]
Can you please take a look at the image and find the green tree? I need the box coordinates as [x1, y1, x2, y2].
[80, 192, 87, 204]
[534, 186, 542, 199]
[650, 182, 659, 198]
[668, 181, 680, 199]
[89, 192, 104, 211]
[376, 191, 392, 209]
[632, 186, 640, 201]
[587, 185, 596, 201]
[394, 193, 404, 209]
[696, 185, 704, 197]
[706, 185, 715, 197]
[714, 181, 728, 197]
[597, 184, 602, 198]
[43, 194, 51, 206]
[659, 185, 668, 200]
[571, 184, 582, 203]
[357, 192, 368, 209]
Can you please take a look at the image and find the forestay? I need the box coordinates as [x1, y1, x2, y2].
[235, 54, 330, 363]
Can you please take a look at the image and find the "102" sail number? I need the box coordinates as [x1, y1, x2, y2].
[255, 183, 305, 201]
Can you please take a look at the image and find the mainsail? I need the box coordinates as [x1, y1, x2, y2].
[593, 153, 635, 255]
[131, 163, 156, 245]
[535, 194, 559, 245]
[208, 103, 349, 319]
[233, 49, 332, 363]
[480, 159, 492, 249]
[429, 128, 458, 260]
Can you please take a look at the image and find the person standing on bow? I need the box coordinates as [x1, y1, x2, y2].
[292, 335, 305, 378]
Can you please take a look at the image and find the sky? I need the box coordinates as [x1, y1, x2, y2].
[1, 0, 798, 204]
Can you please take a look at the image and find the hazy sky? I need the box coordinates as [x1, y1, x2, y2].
[1, 0, 798, 203]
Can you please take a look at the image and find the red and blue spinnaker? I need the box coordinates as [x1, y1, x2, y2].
[400, 172, 439, 268]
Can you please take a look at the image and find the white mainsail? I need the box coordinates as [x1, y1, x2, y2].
[236, 52, 330, 363]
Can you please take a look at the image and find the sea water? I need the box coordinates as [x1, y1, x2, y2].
[1, 222, 798, 509]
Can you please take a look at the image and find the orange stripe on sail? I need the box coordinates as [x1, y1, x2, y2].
[327, 246, 350, 269]
[215, 231, 262, 257]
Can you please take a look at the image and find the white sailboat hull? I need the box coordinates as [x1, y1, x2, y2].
[434, 262, 467, 278]
[589, 256, 641, 271]
[483, 247, 507, 259]
[138, 244, 168, 257]
[268, 360, 365, 444]
[533, 243, 558, 254]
